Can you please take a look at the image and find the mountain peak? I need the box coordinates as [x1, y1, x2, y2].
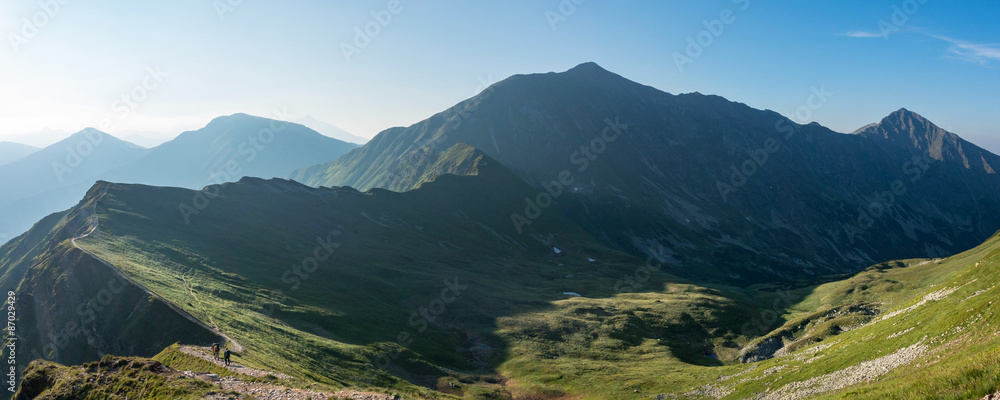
[208, 112, 263, 125]
[857, 108, 999, 173]
[855, 108, 943, 143]
[71, 127, 108, 137]
[885, 108, 930, 125]
[57, 128, 134, 148]
[565, 61, 609, 74]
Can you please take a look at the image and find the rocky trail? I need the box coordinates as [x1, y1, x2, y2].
[179, 345, 400, 400]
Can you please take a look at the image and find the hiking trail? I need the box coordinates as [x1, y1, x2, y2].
[179, 345, 399, 400]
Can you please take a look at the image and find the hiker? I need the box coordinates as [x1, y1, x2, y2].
[224, 348, 232, 366]
[212, 343, 219, 359]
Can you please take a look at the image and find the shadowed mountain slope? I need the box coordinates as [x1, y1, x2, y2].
[291, 63, 1000, 283]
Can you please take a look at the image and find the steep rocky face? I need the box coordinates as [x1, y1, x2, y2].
[856, 108, 999, 174]
[292, 63, 1000, 283]
[16, 246, 218, 365]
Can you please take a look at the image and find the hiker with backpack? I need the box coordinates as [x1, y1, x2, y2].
[224, 348, 232, 366]
[212, 343, 220, 360]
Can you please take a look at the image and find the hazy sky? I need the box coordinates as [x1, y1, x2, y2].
[1, 1, 998, 152]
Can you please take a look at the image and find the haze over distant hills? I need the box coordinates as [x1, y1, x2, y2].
[0, 142, 40, 166]
[292, 62, 1000, 283]
[3, 128, 72, 148]
[119, 130, 175, 148]
[103, 113, 359, 189]
[0, 114, 358, 245]
[298, 115, 369, 144]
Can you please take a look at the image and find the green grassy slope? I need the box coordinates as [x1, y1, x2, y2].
[0, 184, 218, 373]
[15, 355, 221, 399]
[670, 231, 1000, 399]
[71, 152, 748, 397]
[9, 150, 1000, 399]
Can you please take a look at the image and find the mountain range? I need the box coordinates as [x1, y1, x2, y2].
[290, 62, 1000, 284]
[4, 62, 1000, 399]
[0, 114, 358, 245]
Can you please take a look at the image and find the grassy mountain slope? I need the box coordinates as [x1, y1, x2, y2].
[0, 184, 218, 371]
[9, 143, 1000, 399]
[677, 230, 1000, 399]
[16, 228, 1000, 399]
[14, 354, 224, 400]
[55, 152, 755, 397]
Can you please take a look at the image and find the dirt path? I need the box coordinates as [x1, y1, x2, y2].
[180, 345, 399, 400]
[69, 182, 244, 352]
[180, 345, 292, 380]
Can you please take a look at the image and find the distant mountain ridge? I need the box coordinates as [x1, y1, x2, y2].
[105, 113, 359, 188]
[0, 114, 358, 245]
[291, 62, 1000, 283]
[0, 141, 40, 166]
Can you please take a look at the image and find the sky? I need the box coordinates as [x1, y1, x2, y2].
[1, 0, 998, 152]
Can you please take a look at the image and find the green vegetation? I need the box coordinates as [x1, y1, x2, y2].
[6, 155, 1000, 399]
[15, 355, 222, 399]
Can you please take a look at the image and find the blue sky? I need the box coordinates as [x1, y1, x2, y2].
[1, 0, 998, 152]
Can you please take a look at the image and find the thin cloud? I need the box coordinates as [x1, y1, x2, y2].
[841, 30, 882, 38]
[931, 35, 1000, 67]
